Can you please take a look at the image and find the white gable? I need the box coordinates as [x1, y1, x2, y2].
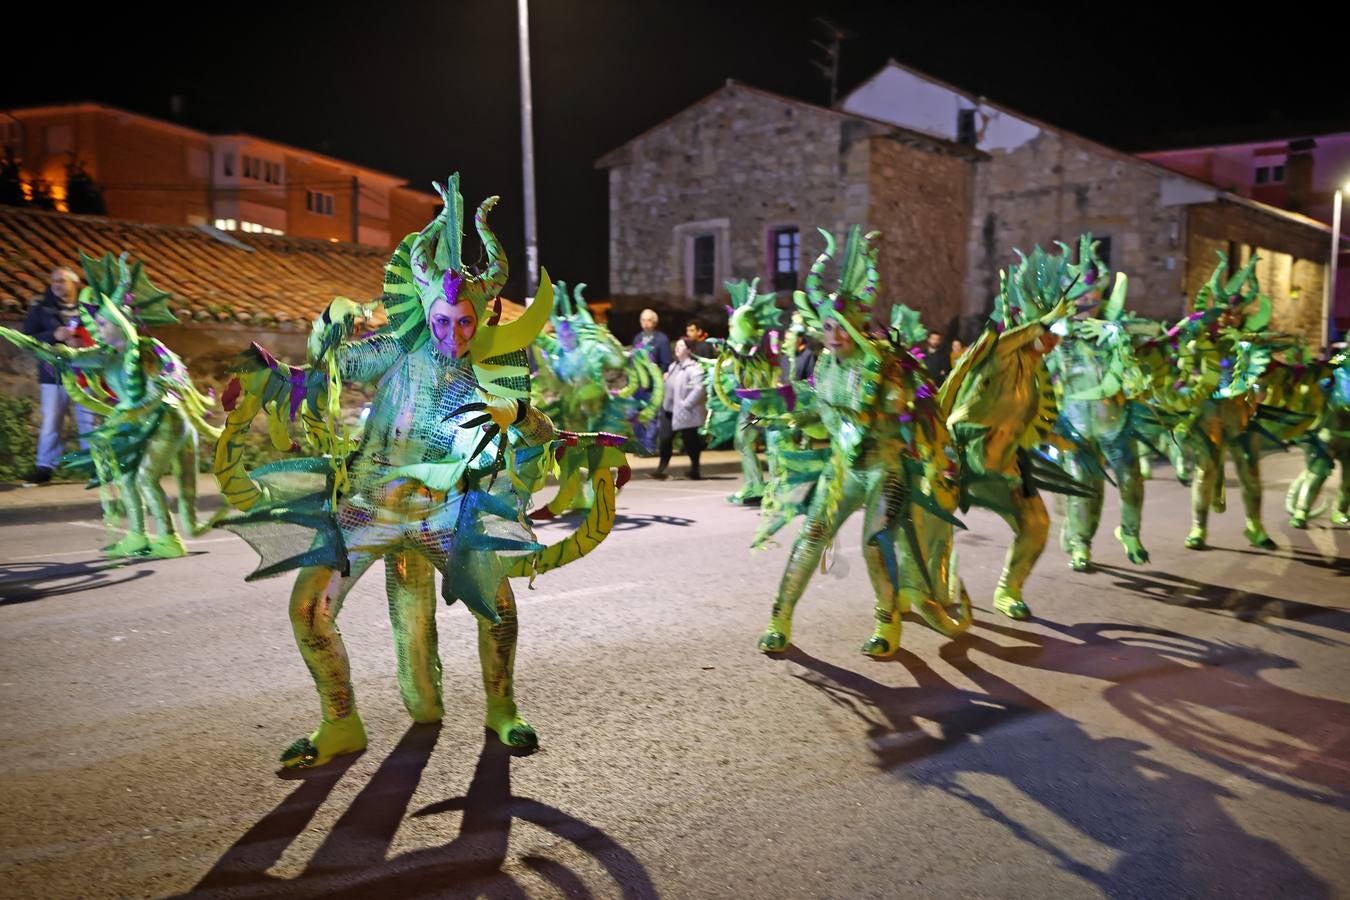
[839, 62, 1041, 153]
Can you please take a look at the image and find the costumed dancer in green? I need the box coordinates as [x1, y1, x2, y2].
[527, 280, 660, 519]
[756, 228, 971, 657]
[0, 253, 220, 558]
[214, 176, 629, 768]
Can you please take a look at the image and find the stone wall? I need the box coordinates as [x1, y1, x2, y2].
[0, 319, 310, 403]
[867, 134, 976, 334]
[965, 129, 1189, 334]
[1185, 201, 1328, 343]
[600, 84, 882, 320]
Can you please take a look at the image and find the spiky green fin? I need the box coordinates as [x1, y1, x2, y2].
[78, 251, 177, 327]
[380, 233, 430, 352]
[432, 174, 465, 273]
[889, 303, 928, 347]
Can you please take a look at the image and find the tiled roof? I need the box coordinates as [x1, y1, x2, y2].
[0, 207, 523, 328]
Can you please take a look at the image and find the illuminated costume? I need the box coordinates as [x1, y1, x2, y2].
[705, 278, 790, 504]
[944, 242, 1088, 619]
[528, 281, 660, 518]
[1137, 254, 1289, 551]
[0, 253, 219, 558]
[756, 228, 970, 657]
[1045, 236, 1160, 571]
[214, 176, 628, 768]
[1284, 350, 1350, 527]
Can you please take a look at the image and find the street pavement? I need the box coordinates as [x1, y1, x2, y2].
[0, 452, 1346, 898]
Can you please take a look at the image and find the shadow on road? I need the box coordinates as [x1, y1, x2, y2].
[779, 617, 1345, 898]
[1093, 563, 1350, 639]
[0, 559, 156, 605]
[611, 512, 696, 531]
[188, 726, 657, 898]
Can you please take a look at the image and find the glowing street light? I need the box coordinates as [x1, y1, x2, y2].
[1328, 181, 1349, 350]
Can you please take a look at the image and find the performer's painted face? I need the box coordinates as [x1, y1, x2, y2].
[822, 317, 854, 356]
[429, 297, 478, 359]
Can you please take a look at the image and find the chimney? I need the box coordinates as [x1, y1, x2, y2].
[1285, 138, 1316, 215]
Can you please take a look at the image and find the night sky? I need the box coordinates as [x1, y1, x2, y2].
[4, 0, 1346, 299]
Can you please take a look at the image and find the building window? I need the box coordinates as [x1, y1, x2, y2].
[213, 217, 238, 231]
[771, 226, 800, 291]
[222, 152, 235, 177]
[240, 155, 282, 183]
[1271, 164, 1285, 183]
[956, 108, 977, 147]
[1254, 166, 1269, 184]
[306, 190, 335, 216]
[692, 234, 716, 295]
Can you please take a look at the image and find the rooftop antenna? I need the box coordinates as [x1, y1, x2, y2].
[811, 17, 851, 107]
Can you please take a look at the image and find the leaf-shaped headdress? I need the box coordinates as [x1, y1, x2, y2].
[376, 173, 553, 362]
[795, 225, 880, 348]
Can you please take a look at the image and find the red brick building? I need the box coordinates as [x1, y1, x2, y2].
[1, 103, 439, 250]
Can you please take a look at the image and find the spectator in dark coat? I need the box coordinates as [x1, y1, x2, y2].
[21, 267, 97, 484]
[684, 318, 716, 359]
[922, 330, 950, 384]
[630, 308, 672, 372]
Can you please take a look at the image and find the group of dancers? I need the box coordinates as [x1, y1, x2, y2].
[4, 176, 1345, 770]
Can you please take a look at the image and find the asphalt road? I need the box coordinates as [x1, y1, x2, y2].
[0, 454, 1347, 898]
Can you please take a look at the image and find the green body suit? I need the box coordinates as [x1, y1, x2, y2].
[529, 282, 660, 518]
[0, 253, 219, 559]
[216, 177, 628, 769]
[757, 228, 970, 658]
[1285, 352, 1350, 527]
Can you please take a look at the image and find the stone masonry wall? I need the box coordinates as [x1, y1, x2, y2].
[867, 134, 975, 335]
[602, 85, 880, 316]
[1185, 201, 1327, 344]
[964, 129, 1189, 334]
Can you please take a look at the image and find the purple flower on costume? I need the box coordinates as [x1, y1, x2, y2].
[915, 383, 934, 400]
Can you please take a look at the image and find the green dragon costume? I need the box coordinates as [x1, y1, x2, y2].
[213, 175, 628, 769]
[944, 241, 1089, 619]
[1135, 253, 1291, 551]
[756, 227, 971, 658]
[0, 253, 220, 558]
[1284, 349, 1349, 527]
[706, 277, 792, 504]
[1045, 235, 1161, 571]
[527, 280, 661, 519]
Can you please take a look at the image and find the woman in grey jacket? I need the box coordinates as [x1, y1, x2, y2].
[651, 338, 708, 480]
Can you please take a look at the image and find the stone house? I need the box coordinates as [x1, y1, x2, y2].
[598, 62, 1332, 344]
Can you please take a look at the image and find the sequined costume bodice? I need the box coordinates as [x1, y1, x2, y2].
[353, 343, 485, 471]
[1057, 336, 1125, 439]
